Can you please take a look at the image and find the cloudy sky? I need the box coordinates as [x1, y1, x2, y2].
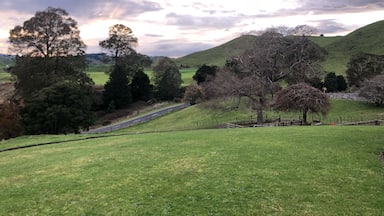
[0, 0, 383, 57]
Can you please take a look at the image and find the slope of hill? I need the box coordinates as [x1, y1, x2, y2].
[175, 20, 384, 74]
[323, 20, 384, 73]
[174, 35, 257, 67]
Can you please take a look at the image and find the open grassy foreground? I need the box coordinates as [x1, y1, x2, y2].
[1, 126, 383, 215]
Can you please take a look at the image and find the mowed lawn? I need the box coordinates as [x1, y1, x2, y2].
[88, 68, 197, 86]
[1, 126, 383, 215]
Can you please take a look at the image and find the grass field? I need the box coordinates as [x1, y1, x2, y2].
[0, 72, 12, 83]
[110, 99, 384, 134]
[88, 68, 197, 86]
[1, 126, 383, 215]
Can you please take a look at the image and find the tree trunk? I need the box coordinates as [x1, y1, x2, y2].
[302, 109, 308, 125]
[257, 108, 263, 125]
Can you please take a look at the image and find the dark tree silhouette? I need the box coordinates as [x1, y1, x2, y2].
[153, 58, 182, 100]
[193, 64, 218, 84]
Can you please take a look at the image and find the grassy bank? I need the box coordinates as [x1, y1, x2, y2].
[1, 126, 383, 215]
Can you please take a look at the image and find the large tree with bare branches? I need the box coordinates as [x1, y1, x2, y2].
[215, 31, 326, 124]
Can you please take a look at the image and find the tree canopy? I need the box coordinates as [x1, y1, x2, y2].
[21, 82, 94, 134]
[274, 83, 330, 124]
[9, 7, 85, 57]
[99, 24, 138, 59]
[153, 58, 183, 100]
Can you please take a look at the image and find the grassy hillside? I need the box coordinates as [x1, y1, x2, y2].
[1, 126, 383, 215]
[323, 20, 384, 74]
[175, 20, 384, 74]
[174, 35, 257, 67]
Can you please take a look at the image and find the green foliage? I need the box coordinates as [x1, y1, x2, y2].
[346, 52, 384, 87]
[336, 75, 348, 91]
[103, 64, 132, 109]
[153, 58, 183, 100]
[192, 64, 217, 84]
[20, 82, 94, 134]
[324, 72, 338, 92]
[130, 67, 152, 102]
[12, 56, 91, 97]
[1, 127, 383, 215]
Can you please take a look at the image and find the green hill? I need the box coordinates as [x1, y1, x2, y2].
[323, 20, 384, 73]
[175, 20, 384, 74]
[174, 35, 257, 67]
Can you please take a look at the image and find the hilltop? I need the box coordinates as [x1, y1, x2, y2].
[175, 20, 384, 74]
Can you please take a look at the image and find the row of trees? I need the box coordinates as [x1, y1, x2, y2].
[0, 7, 183, 138]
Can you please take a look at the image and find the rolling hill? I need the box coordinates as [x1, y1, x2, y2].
[175, 20, 384, 74]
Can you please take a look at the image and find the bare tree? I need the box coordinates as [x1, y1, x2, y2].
[274, 83, 330, 124]
[216, 32, 326, 124]
[359, 75, 384, 106]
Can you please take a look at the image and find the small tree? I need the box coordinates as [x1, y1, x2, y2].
[99, 24, 138, 59]
[274, 83, 330, 124]
[153, 58, 182, 100]
[359, 75, 384, 106]
[336, 75, 348, 92]
[103, 64, 132, 109]
[184, 82, 205, 105]
[193, 64, 217, 84]
[324, 72, 338, 92]
[130, 67, 152, 102]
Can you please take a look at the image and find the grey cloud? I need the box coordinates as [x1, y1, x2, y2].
[298, 0, 384, 13]
[166, 12, 239, 29]
[145, 34, 163, 38]
[0, 0, 162, 20]
[315, 20, 348, 35]
[140, 40, 214, 57]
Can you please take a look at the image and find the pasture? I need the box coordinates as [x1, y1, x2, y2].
[87, 68, 196, 86]
[113, 99, 384, 134]
[0, 72, 12, 83]
[1, 126, 383, 215]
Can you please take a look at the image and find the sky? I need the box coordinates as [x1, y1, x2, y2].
[0, 0, 383, 57]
